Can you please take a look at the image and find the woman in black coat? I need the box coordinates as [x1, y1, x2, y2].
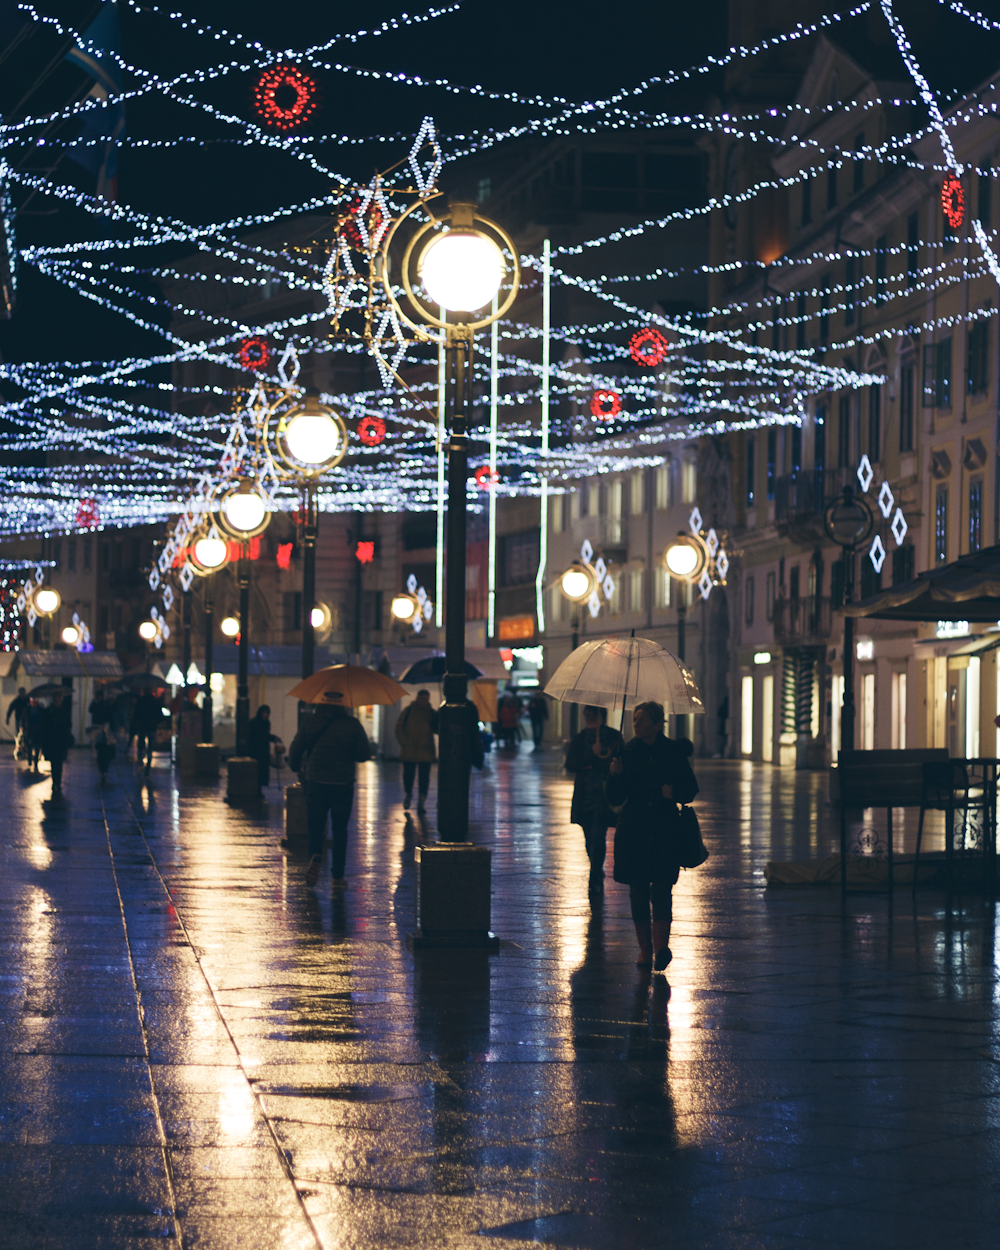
[607, 700, 699, 971]
[565, 706, 623, 896]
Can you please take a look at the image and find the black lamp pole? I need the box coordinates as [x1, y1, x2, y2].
[569, 608, 580, 738]
[437, 327, 473, 842]
[236, 555, 250, 756]
[301, 484, 317, 679]
[676, 588, 688, 741]
[841, 545, 856, 754]
[201, 582, 214, 742]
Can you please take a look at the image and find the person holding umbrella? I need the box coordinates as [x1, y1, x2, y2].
[607, 701, 699, 971]
[565, 705, 623, 897]
[394, 689, 438, 812]
[37, 690, 74, 798]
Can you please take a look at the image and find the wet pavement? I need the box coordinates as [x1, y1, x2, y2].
[1, 742, 999, 1249]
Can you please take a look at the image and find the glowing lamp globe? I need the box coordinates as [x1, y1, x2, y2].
[193, 535, 227, 570]
[560, 565, 593, 603]
[663, 534, 706, 582]
[418, 229, 505, 312]
[285, 410, 342, 466]
[220, 481, 268, 537]
[138, 621, 158, 642]
[391, 594, 417, 622]
[34, 587, 60, 616]
[220, 616, 240, 638]
[310, 605, 331, 630]
[61, 625, 80, 646]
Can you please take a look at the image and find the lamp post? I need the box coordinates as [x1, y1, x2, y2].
[823, 485, 874, 757]
[662, 533, 709, 739]
[380, 199, 519, 840]
[265, 388, 347, 681]
[558, 561, 598, 737]
[190, 528, 228, 741]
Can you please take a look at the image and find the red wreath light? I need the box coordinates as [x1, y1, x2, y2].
[357, 415, 386, 447]
[475, 466, 499, 490]
[629, 327, 669, 367]
[942, 175, 964, 230]
[341, 196, 385, 251]
[590, 389, 623, 420]
[75, 498, 99, 529]
[238, 336, 270, 371]
[254, 65, 318, 131]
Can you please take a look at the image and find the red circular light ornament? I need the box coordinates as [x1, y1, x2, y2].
[357, 415, 386, 447]
[238, 336, 270, 371]
[590, 389, 623, 420]
[475, 466, 499, 490]
[942, 176, 964, 230]
[254, 65, 318, 131]
[629, 327, 669, 367]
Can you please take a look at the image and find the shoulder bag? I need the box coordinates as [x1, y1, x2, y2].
[675, 804, 709, 868]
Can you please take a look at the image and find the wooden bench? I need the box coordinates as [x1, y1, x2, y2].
[837, 749, 949, 894]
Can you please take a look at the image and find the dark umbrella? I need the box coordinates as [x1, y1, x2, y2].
[27, 684, 74, 699]
[119, 672, 167, 687]
[400, 656, 483, 683]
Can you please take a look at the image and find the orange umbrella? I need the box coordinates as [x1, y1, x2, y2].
[288, 664, 407, 706]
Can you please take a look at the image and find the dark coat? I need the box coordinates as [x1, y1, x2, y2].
[565, 725, 624, 828]
[288, 706, 372, 785]
[131, 693, 163, 734]
[606, 735, 699, 885]
[247, 715, 277, 765]
[38, 703, 73, 762]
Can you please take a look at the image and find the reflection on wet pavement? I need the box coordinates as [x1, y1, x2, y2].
[0, 746, 998, 1247]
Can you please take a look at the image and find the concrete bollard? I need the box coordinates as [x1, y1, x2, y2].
[225, 757, 260, 804]
[407, 843, 498, 951]
[194, 743, 220, 779]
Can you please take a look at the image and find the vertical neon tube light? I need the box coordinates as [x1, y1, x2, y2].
[435, 309, 446, 629]
[488, 293, 499, 641]
[535, 239, 551, 633]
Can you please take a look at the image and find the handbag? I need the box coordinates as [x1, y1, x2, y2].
[675, 805, 709, 869]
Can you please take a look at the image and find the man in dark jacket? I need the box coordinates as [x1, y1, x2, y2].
[131, 687, 163, 775]
[288, 705, 372, 888]
[38, 691, 73, 797]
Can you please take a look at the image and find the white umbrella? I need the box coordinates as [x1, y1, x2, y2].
[544, 634, 705, 716]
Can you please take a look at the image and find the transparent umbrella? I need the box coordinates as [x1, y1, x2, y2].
[544, 634, 705, 724]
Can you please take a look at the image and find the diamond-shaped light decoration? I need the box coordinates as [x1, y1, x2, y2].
[715, 548, 730, 581]
[857, 454, 873, 493]
[594, 556, 607, 582]
[891, 507, 908, 546]
[416, 585, 427, 606]
[580, 539, 594, 564]
[689, 506, 703, 536]
[869, 534, 886, 574]
[587, 591, 601, 618]
[706, 527, 719, 558]
[413, 613, 423, 634]
[423, 599, 433, 621]
[698, 569, 713, 600]
[178, 563, 195, 592]
[603, 575, 615, 601]
[277, 341, 301, 387]
[148, 567, 160, 591]
[878, 480, 894, 519]
[406, 573, 418, 595]
[162, 584, 174, 613]
[27, 606, 36, 628]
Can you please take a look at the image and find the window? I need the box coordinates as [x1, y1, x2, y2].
[100, 543, 110, 572]
[969, 478, 983, 553]
[607, 479, 623, 543]
[745, 575, 755, 625]
[790, 427, 802, 473]
[978, 166, 992, 226]
[814, 409, 826, 486]
[838, 395, 850, 467]
[868, 385, 881, 461]
[762, 673, 774, 762]
[631, 468, 645, 514]
[907, 213, 919, 289]
[891, 671, 907, 749]
[935, 485, 949, 564]
[67, 540, 77, 573]
[552, 495, 565, 533]
[503, 532, 540, 586]
[83, 539, 92, 571]
[819, 277, 830, 342]
[766, 571, 776, 621]
[853, 133, 865, 192]
[936, 338, 952, 407]
[284, 591, 303, 631]
[766, 429, 777, 500]
[655, 464, 671, 509]
[845, 255, 856, 325]
[681, 461, 697, 503]
[831, 559, 845, 608]
[801, 177, 812, 226]
[892, 544, 914, 585]
[627, 568, 644, 614]
[967, 320, 988, 395]
[862, 673, 875, 751]
[655, 566, 671, 607]
[826, 163, 837, 210]
[860, 559, 881, 599]
[608, 575, 622, 615]
[789, 566, 800, 600]
[875, 234, 887, 304]
[900, 363, 915, 451]
[476, 176, 491, 203]
[51, 540, 61, 567]
[746, 435, 755, 506]
[579, 481, 589, 518]
[796, 291, 806, 350]
[741, 676, 754, 756]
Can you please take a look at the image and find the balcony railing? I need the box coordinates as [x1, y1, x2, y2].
[773, 596, 833, 646]
[774, 468, 855, 523]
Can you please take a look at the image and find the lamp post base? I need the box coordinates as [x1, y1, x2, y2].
[406, 843, 498, 952]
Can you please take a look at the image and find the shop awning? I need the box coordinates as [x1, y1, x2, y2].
[845, 545, 1000, 622]
[16, 650, 123, 678]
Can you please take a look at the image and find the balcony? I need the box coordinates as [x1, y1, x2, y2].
[774, 469, 855, 542]
[773, 597, 833, 646]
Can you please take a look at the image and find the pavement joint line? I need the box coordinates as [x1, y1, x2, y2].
[105, 763, 326, 1250]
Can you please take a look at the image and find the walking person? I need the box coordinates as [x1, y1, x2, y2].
[498, 695, 521, 749]
[395, 689, 438, 812]
[527, 692, 549, 750]
[288, 703, 372, 889]
[248, 704, 280, 791]
[7, 686, 30, 764]
[607, 701, 699, 971]
[130, 685, 163, 775]
[89, 688, 116, 782]
[38, 691, 73, 798]
[565, 706, 623, 897]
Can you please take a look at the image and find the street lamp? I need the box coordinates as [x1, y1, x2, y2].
[266, 389, 348, 681]
[61, 625, 80, 646]
[558, 561, 599, 737]
[662, 532, 709, 738]
[823, 485, 874, 759]
[188, 525, 229, 741]
[390, 592, 420, 627]
[217, 478, 270, 540]
[381, 199, 519, 840]
[220, 615, 240, 638]
[33, 587, 60, 616]
[138, 620, 157, 642]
